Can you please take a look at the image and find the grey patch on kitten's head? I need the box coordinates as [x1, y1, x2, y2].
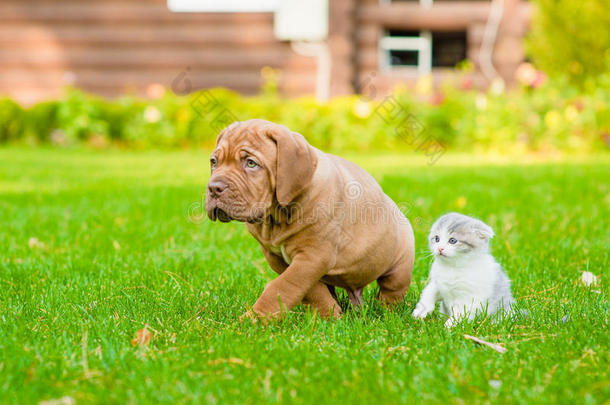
[429, 212, 495, 259]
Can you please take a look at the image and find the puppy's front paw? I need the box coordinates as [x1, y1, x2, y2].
[412, 303, 431, 320]
[239, 310, 259, 324]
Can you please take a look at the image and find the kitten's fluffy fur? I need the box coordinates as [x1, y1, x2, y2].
[412, 212, 514, 328]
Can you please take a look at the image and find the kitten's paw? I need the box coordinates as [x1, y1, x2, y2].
[444, 317, 458, 328]
[412, 303, 431, 319]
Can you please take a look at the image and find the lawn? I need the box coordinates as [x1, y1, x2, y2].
[0, 148, 608, 404]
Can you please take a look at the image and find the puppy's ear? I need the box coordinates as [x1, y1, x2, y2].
[265, 124, 318, 206]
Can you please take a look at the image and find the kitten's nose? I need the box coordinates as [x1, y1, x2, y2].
[438, 247, 445, 254]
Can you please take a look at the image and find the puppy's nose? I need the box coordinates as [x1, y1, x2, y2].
[208, 180, 227, 196]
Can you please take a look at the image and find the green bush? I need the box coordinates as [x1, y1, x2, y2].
[24, 100, 59, 142]
[55, 89, 112, 142]
[527, 0, 610, 87]
[0, 98, 24, 143]
[0, 77, 608, 152]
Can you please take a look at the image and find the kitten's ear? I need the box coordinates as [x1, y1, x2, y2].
[473, 221, 495, 240]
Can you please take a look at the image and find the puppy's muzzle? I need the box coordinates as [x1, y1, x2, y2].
[206, 179, 233, 222]
[213, 207, 232, 223]
[207, 180, 227, 198]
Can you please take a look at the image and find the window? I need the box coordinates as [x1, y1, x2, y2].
[389, 50, 419, 67]
[380, 30, 467, 73]
[379, 30, 432, 74]
[384, 30, 419, 67]
[432, 31, 467, 67]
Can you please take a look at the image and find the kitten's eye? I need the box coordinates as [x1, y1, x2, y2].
[245, 158, 258, 169]
[434, 235, 440, 243]
[448, 237, 457, 244]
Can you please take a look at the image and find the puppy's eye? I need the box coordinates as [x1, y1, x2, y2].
[434, 235, 440, 243]
[245, 158, 258, 168]
[210, 157, 217, 168]
[448, 237, 457, 244]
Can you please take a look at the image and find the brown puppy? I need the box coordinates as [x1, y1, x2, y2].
[205, 119, 415, 321]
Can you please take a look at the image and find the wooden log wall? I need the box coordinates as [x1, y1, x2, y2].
[0, 0, 317, 104]
[354, 0, 532, 95]
[0, 0, 531, 104]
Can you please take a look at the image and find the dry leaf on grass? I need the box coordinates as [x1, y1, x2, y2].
[580, 271, 598, 287]
[208, 357, 252, 368]
[464, 334, 507, 353]
[130, 324, 152, 347]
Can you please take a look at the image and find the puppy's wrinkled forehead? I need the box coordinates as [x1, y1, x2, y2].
[215, 120, 276, 160]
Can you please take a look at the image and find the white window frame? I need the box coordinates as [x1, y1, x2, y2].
[378, 0, 434, 75]
[379, 31, 432, 75]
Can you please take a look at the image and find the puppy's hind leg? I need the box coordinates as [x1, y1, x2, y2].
[376, 256, 413, 305]
[346, 288, 364, 309]
[302, 281, 342, 319]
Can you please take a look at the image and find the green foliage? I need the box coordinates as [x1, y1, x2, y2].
[23, 101, 59, 142]
[1, 77, 609, 152]
[55, 90, 111, 142]
[527, 0, 610, 87]
[0, 98, 24, 143]
[0, 149, 608, 403]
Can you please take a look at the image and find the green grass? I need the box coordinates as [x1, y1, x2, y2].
[0, 148, 608, 404]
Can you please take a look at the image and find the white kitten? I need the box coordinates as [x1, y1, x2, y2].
[412, 212, 514, 328]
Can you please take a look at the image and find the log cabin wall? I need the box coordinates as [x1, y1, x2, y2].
[0, 0, 318, 104]
[354, 0, 532, 95]
[0, 0, 531, 105]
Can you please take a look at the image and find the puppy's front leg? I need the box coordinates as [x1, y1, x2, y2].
[252, 251, 330, 321]
[260, 246, 288, 275]
[302, 281, 342, 319]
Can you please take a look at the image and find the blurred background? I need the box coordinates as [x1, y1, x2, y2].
[0, 0, 608, 153]
[2, 4, 609, 404]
